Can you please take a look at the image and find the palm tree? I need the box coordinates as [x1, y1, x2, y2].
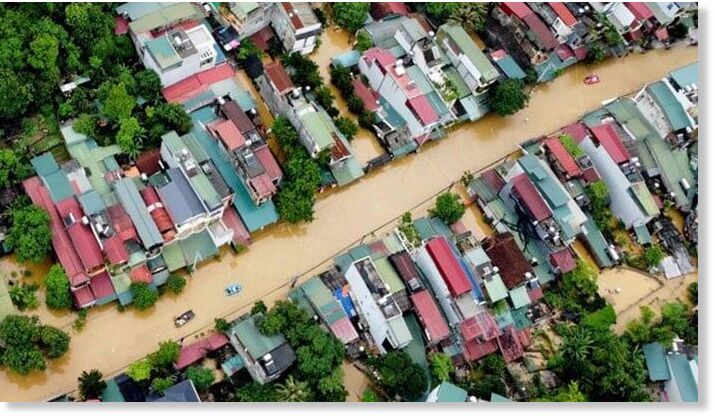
[275, 375, 312, 402]
[448, 3, 488, 34]
[78, 369, 107, 401]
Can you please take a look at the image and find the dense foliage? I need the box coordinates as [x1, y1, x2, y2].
[130, 283, 159, 311]
[430, 192, 466, 224]
[165, 274, 187, 295]
[45, 264, 73, 310]
[333, 2, 370, 33]
[0, 314, 70, 375]
[78, 369, 107, 401]
[6, 204, 52, 263]
[374, 351, 428, 400]
[489, 79, 530, 116]
[186, 365, 215, 392]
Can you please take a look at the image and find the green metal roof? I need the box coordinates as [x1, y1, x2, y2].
[511, 306, 533, 330]
[179, 230, 218, 266]
[433, 381, 467, 402]
[231, 315, 287, 358]
[67, 140, 121, 198]
[493, 54, 526, 80]
[630, 182, 660, 218]
[301, 110, 337, 150]
[604, 98, 660, 142]
[114, 178, 164, 249]
[483, 274, 509, 303]
[145, 37, 181, 70]
[647, 81, 692, 132]
[110, 272, 132, 294]
[668, 352, 698, 402]
[490, 393, 512, 402]
[437, 24, 499, 83]
[60, 124, 88, 146]
[508, 285, 531, 309]
[31, 153, 60, 177]
[519, 155, 569, 208]
[190, 173, 222, 210]
[101, 378, 126, 402]
[643, 342, 670, 381]
[44, 170, 74, 203]
[373, 257, 405, 294]
[669, 62, 697, 89]
[221, 354, 245, 377]
[128, 3, 204, 34]
[162, 241, 187, 272]
[78, 190, 105, 215]
[580, 215, 614, 268]
[644, 135, 695, 208]
[329, 138, 364, 187]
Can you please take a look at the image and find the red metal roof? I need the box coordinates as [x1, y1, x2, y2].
[581, 166, 601, 184]
[500, 2, 533, 19]
[264, 61, 294, 95]
[426, 237, 472, 297]
[555, 44, 575, 61]
[411, 290, 450, 344]
[175, 334, 230, 370]
[561, 122, 590, 143]
[590, 122, 630, 164]
[220, 100, 256, 134]
[249, 26, 276, 51]
[625, 2, 654, 21]
[498, 326, 524, 363]
[254, 145, 283, 183]
[107, 203, 138, 243]
[572, 45, 588, 61]
[655, 27, 669, 41]
[544, 136, 580, 178]
[208, 119, 246, 151]
[135, 149, 162, 176]
[221, 206, 252, 247]
[352, 79, 380, 112]
[249, 173, 277, 200]
[482, 169, 506, 194]
[115, 16, 129, 35]
[130, 264, 152, 284]
[549, 248, 577, 273]
[527, 286, 544, 302]
[482, 233, 534, 289]
[162, 62, 235, 103]
[23, 177, 89, 288]
[407, 95, 438, 126]
[90, 271, 116, 300]
[370, 3, 409, 21]
[362, 47, 396, 69]
[55, 197, 105, 274]
[464, 338, 499, 362]
[281, 3, 304, 30]
[368, 241, 390, 258]
[329, 317, 359, 344]
[511, 173, 552, 222]
[548, 2, 578, 27]
[522, 13, 559, 50]
[104, 235, 129, 265]
[72, 285, 96, 308]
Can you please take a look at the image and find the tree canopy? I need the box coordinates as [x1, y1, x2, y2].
[333, 3, 370, 33]
[186, 365, 215, 392]
[130, 283, 159, 311]
[44, 264, 73, 310]
[78, 369, 107, 401]
[6, 204, 52, 263]
[489, 79, 530, 116]
[0, 314, 70, 375]
[376, 351, 428, 400]
[430, 192, 466, 224]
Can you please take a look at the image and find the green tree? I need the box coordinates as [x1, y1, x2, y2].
[355, 30, 373, 53]
[74, 114, 98, 138]
[556, 261, 601, 313]
[424, 3, 460, 26]
[377, 351, 428, 400]
[236, 38, 263, 61]
[428, 352, 454, 382]
[295, 327, 346, 381]
[313, 86, 335, 112]
[44, 265, 72, 310]
[660, 302, 697, 344]
[317, 368, 347, 401]
[102, 83, 135, 122]
[489, 79, 530, 116]
[361, 387, 381, 402]
[537, 381, 588, 402]
[0, 68, 32, 120]
[130, 283, 159, 311]
[126, 358, 153, 382]
[135, 69, 162, 102]
[586, 42, 607, 64]
[151, 376, 176, 395]
[448, 3, 487, 33]
[430, 192, 466, 224]
[9, 284, 39, 311]
[116, 117, 144, 158]
[6, 205, 52, 263]
[643, 245, 665, 268]
[251, 300, 268, 316]
[150, 340, 180, 369]
[688, 282, 698, 305]
[0, 148, 28, 189]
[282, 52, 323, 89]
[165, 274, 187, 295]
[186, 365, 215, 392]
[398, 211, 421, 247]
[214, 318, 230, 333]
[78, 369, 107, 400]
[329, 65, 353, 94]
[39, 325, 70, 358]
[333, 2, 370, 33]
[1, 346, 46, 375]
[335, 117, 358, 141]
[235, 382, 278, 402]
[275, 375, 313, 402]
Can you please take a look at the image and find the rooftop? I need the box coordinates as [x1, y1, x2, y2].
[425, 236, 472, 297]
[264, 61, 295, 95]
[482, 233, 534, 289]
[114, 178, 164, 249]
[128, 3, 204, 34]
[646, 81, 693, 132]
[437, 23, 500, 83]
[231, 315, 288, 358]
[511, 173, 552, 222]
[410, 290, 450, 344]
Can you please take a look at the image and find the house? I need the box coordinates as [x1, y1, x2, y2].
[634, 79, 697, 140]
[643, 342, 698, 402]
[218, 2, 273, 39]
[601, 2, 643, 44]
[426, 381, 469, 402]
[344, 257, 412, 354]
[289, 277, 359, 345]
[175, 333, 230, 370]
[370, 3, 409, 22]
[462, 246, 509, 304]
[482, 233, 535, 290]
[272, 3, 322, 55]
[495, 3, 558, 65]
[490, 49, 527, 80]
[125, 3, 226, 87]
[228, 314, 296, 384]
[149, 379, 201, 402]
[410, 289, 450, 346]
[436, 23, 500, 121]
[359, 47, 442, 145]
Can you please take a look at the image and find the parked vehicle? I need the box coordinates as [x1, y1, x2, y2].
[174, 310, 195, 327]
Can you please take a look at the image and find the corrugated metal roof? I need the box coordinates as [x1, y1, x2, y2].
[669, 62, 698, 89]
[426, 237, 472, 297]
[114, 178, 164, 249]
[128, 3, 203, 34]
[511, 173, 552, 222]
[667, 353, 698, 402]
[647, 81, 693, 132]
[410, 290, 450, 343]
[231, 315, 287, 358]
[508, 285, 531, 309]
[438, 23, 500, 83]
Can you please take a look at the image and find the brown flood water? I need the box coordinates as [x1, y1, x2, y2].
[0, 45, 698, 401]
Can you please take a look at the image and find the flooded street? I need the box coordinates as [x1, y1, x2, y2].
[0, 45, 698, 401]
[310, 28, 386, 165]
[342, 361, 370, 402]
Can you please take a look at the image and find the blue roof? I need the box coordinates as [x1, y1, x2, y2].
[190, 107, 277, 231]
[333, 288, 357, 318]
[667, 353, 698, 402]
[150, 379, 200, 402]
[643, 342, 670, 381]
[30, 153, 60, 177]
[493, 54, 527, 80]
[669, 62, 697, 89]
[331, 50, 361, 68]
[156, 168, 207, 224]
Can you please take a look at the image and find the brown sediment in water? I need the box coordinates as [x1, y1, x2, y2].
[0, 45, 698, 401]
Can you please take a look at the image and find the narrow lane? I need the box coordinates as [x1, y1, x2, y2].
[0, 45, 697, 401]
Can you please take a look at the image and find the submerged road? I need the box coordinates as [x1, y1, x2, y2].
[0, 45, 697, 401]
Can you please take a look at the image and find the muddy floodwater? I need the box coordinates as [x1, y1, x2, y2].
[0, 44, 698, 401]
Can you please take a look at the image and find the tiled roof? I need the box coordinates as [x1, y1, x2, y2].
[115, 178, 164, 249]
[497, 326, 524, 362]
[72, 285, 96, 308]
[544, 136, 580, 178]
[220, 100, 256, 134]
[104, 236, 129, 265]
[426, 237, 472, 297]
[162, 63, 235, 103]
[511, 173, 551, 222]
[248, 173, 277, 200]
[130, 264, 152, 284]
[411, 290, 450, 344]
[140, 186, 175, 239]
[221, 206, 251, 247]
[264, 61, 294, 95]
[482, 233, 533, 289]
[464, 338, 499, 362]
[561, 122, 590, 143]
[549, 248, 577, 273]
[253, 145, 282, 183]
[590, 122, 631, 164]
[89, 271, 116, 301]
